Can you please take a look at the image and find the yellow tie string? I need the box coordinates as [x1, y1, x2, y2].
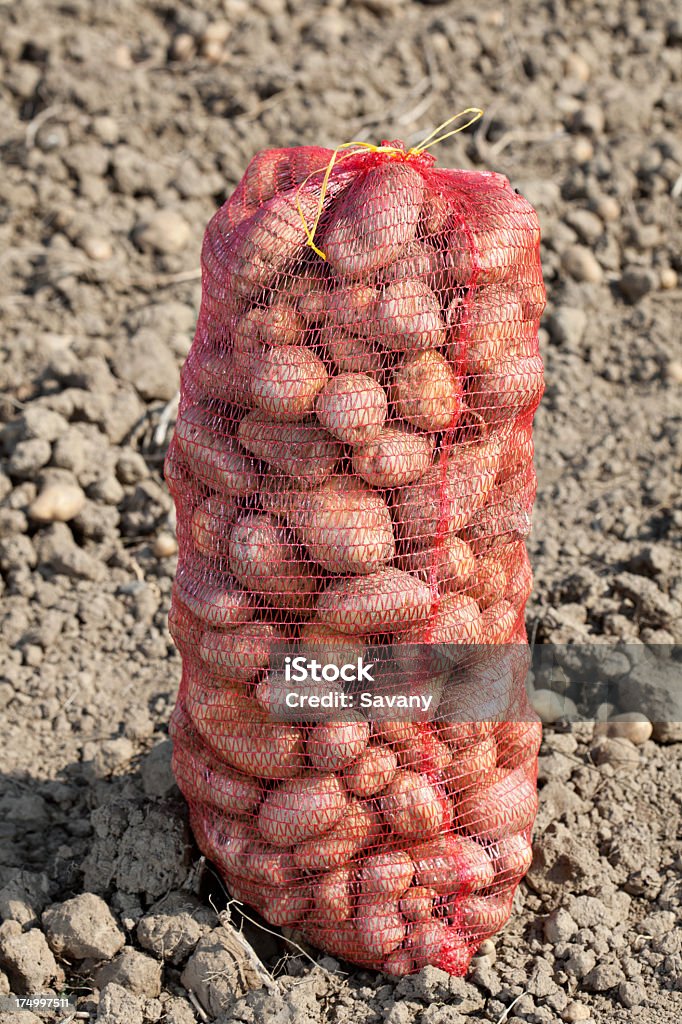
[295, 108, 484, 260]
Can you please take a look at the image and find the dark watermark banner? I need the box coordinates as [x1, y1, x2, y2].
[258, 643, 681, 723]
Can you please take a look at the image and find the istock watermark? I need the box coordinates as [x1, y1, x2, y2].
[283, 655, 375, 684]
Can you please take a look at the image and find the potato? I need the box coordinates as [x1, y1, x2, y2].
[323, 328, 384, 376]
[307, 716, 370, 771]
[357, 851, 414, 898]
[294, 477, 395, 575]
[173, 573, 255, 630]
[420, 190, 452, 236]
[468, 354, 545, 426]
[216, 186, 322, 296]
[402, 594, 482, 645]
[172, 747, 262, 817]
[228, 513, 316, 610]
[315, 373, 388, 446]
[411, 834, 494, 895]
[383, 948, 416, 977]
[234, 301, 307, 355]
[520, 278, 546, 320]
[392, 350, 464, 432]
[379, 240, 442, 288]
[186, 680, 304, 778]
[299, 620, 365, 669]
[455, 288, 528, 373]
[445, 735, 497, 794]
[396, 438, 500, 547]
[380, 770, 444, 839]
[242, 846, 298, 889]
[447, 200, 541, 286]
[258, 882, 312, 927]
[258, 774, 347, 846]
[193, 346, 252, 407]
[293, 800, 379, 871]
[352, 428, 434, 488]
[258, 299, 307, 345]
[238, 411, 343, 486]
[410, 919, 468, 973]
[251, 345, 328, 422]
[322, 162, 425, 278]
[175, 406, 260, 495]
[374, 279, 446, 352]
[313, 867, 353, 926]
[481, 598, 518, 642]
[496, 720, 542, 770]
[345, 745, 398, 797]
[493, 831, 533, 881]
[197, 622, 280, 682]
[456, 891, 514, 940]
[354, 898, 405, 960]
[326, 283, 378, 333]
[236, 145, 334, 216]
[191, 496, 238, 559]
[258, 470, 307, 517]
[504, 542, 533, 605]
[193, 815, 253, 876]
[399, 885, 436, 922]
[457, 766, 538, 841]
[403, 534, 475, 590]
[466, 492, 533, 554]
[316, 568, 432, 636]
[396, 732, 453, 773]
[468, 551, 508, 609]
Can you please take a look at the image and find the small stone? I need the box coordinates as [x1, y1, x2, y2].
[42, 892, 125, 960]
[590, 195, 620, 222]
[80, 234, 113, 261]
[561, 245, 603, 283]
[564, 53, 591, 83]
[181, 926, 266, 1016]
[571, 137, 594, 163]
[34, 522, 105, 582]
[665, 360, 682, 384]
[134, 210, 191, 255]
[544, 907, 579, 944]
[531, 689, 578, 724]
[29, 481, 86, 523]
[584, 962, 625, 992]
[471, 938, 496, 963]
[95, 948, 162, 998]
[593, 713, 653, 746]
[659, 267, 677, 290]
[92, 115, 120, 145]
[116, 450, 149, 485]
[591, 736, 640, 767]
[202, 20, 231, 45]
[0, 873, 51, 928]
[619, 980, 647, 1008]
[572, 103, 605, 134]
[548, 306, 587, 347]
[97, 982, 144, 1024]
[619, 266, 657, 303]
[113, 329, 178, 402]
[651, 721, 682, 743]
[153, 531, 178, 558]
[170, 33, 196, 61]
[137, 892, 214, 965]
[0, 921, 64, 993]
[565, 209, 603, 245]
[8, 438, 52, 478]
[562, 1002, 592, 1022]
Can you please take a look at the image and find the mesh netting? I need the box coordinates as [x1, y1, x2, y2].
[165, 141, 545, 975]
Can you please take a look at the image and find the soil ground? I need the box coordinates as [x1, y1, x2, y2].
[0, 1, 680, 1022]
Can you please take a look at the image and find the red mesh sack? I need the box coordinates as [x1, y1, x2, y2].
[166, 138, 545, 976]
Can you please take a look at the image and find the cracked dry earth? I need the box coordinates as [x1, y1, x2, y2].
[0, 0, 681, 1022]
